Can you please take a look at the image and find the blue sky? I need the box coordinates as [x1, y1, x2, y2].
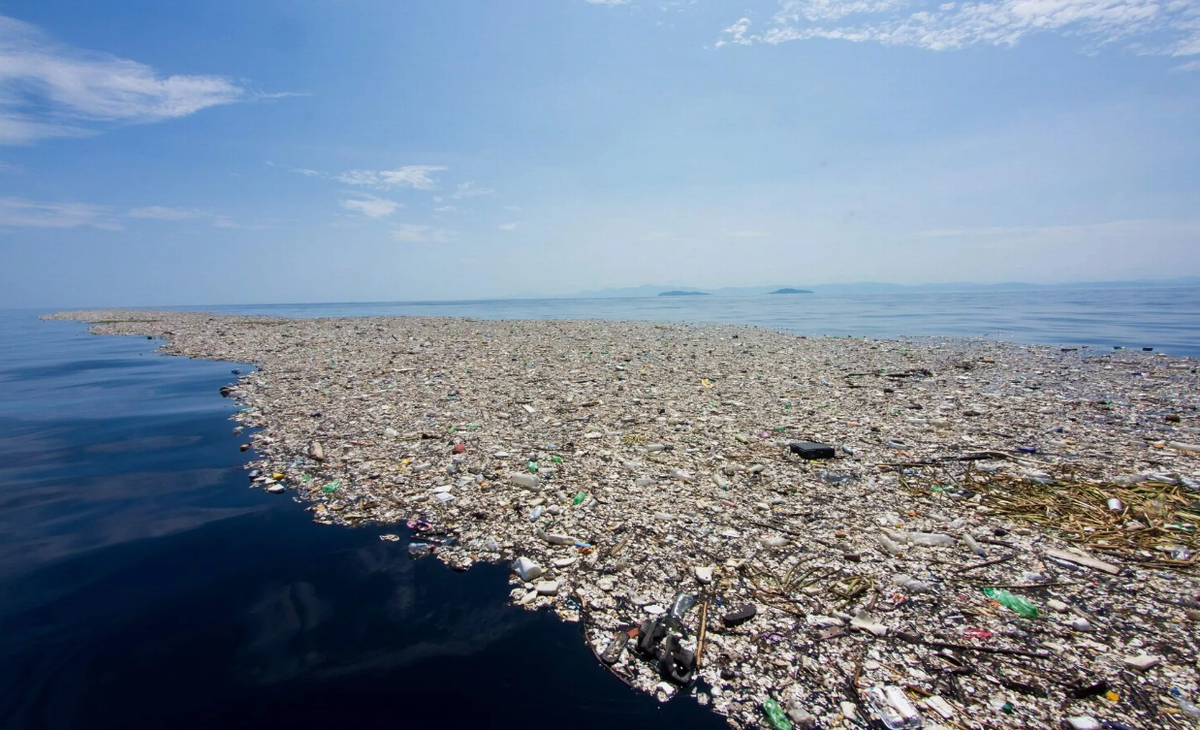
[1, 0, 1198, 307]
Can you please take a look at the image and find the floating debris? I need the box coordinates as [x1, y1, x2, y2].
[46, 309, 1200, 730]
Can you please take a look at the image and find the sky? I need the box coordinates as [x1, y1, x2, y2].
[0, 0, 1198, 307]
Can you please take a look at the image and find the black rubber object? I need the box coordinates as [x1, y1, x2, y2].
[721, 603, 758, 627]
[788, 442, 835, 459]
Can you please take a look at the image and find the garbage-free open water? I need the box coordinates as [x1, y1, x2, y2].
[2, 287, 1197, 729]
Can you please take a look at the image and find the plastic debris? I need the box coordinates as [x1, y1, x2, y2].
[49, 308, 1200, 730]
[762, 699, 792, 730]
[788, 442, 835, 460]
[982, 587, 1039, 617]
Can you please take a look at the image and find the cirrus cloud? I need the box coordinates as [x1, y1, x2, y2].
[0, 197, 121, 230]
[335, 165, 447, 190]
[717, 0, 1200, 56]
[0, 14, 268, 145]
[391, 223, 453, 243]
[450, 181, 495, 199]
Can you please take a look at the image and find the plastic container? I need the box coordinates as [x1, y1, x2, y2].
[908, 532, 955, 547]
[981, 587, 1038, 617]
[667, 593, 696, 626]
[513, 557, 543, 581]
[964, 534, 986, 557]
[866, 686, 922, 729]
[511, 473, 541, 490]
[762, 699, 793, 730]
[878, 533, 904, 555]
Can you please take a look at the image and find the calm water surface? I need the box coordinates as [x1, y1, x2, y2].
[194, 286, 1200, 357]
[2, 288, 1197, 728]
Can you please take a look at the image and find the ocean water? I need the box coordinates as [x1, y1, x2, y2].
[1, 287, 1198, 729]
[194, 286, 1200, 357]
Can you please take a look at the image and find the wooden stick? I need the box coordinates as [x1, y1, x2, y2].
[696, 600, 709, 670]
[954, 552, 1017, 573]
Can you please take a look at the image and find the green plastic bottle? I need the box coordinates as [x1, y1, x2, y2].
[572, 491, 586, 506]
[982, 587, 1039, 617]
[763, 699, 792, 730]
[527, 461, 539, 473]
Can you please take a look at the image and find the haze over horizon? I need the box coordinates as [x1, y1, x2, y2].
[1, 1, 1199, 308]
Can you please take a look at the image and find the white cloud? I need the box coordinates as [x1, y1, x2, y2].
[719, 0, 1200, 56]
[504, 205, 523, 211]
[1172, 59, 1200, 71]
[911, 219, 1200, 241]
[587, 0, 632, 4]
[433, 205, 457, 212]
[0, 197, 120, 229]
[127, 205, 247, 227]
[498, 221, 520, 230]
[340, 193, 401, 218]
[715, 17, 755, 47]
[391, 223, 453, 243]
[451, 181, 495, 199]
[128, 205, 207, 220]
[0, 14, 253, 144]
[335, 165, 447, 190]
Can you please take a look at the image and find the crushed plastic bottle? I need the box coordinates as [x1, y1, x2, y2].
[572, 491, 586, 506]
[866, 686, 922, 729]
[667, 593, 696, 625]
[981, 587, 1039, 617]
[762, 699, 793, 730]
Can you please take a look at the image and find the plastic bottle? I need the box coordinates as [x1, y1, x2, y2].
[908, 532, 955, 547]
[762, 699, 793, 730]
[511, 473, 541, 490]
[964, 534, 986, 557]
[1170, 688, 1200, 719]
[878, 533, 904, 555]
[866, 686, 922, 729]
[572, 491, 586, 506]
[981, 587, 1039, 617]
[667, 593, 696, 627]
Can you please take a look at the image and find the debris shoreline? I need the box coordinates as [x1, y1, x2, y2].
[47, 309, 1200, 730]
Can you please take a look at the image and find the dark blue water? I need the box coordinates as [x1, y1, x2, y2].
[185, 286, 1200, 358]
[0, 312, 726, 730]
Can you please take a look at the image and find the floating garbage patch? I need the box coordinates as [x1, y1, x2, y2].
[47, 309, 1200, 730]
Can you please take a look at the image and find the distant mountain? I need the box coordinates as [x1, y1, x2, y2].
[557, 277, 1200, 299]
[658, 290, 711, 297]
[769, 288, 813, 294]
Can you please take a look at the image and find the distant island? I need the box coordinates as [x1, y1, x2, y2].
[658, 290, 711, 297]
[769, 288, 814, 295]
